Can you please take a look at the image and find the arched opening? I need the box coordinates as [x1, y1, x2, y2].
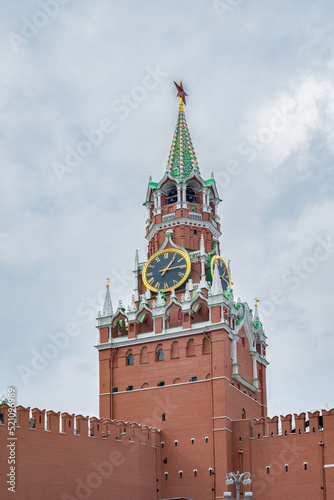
[166, 186, 177, 205]
[202, 336, 210, 354]
[170, 341, 179, 359]
[186, 186, 197, 203]
[242, 408, 246, 419]
[156, 344, 164, 361]
[186, 338, 195, 356]
[126, 351, 134, 366]
[173, 377, 181, 384]
[168, 306, 182, 328]
[140, 346, 148, 363]
[192, 302, 209, 324]
[137, 312, 153, 334]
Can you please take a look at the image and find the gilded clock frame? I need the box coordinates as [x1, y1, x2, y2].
[210, 255, 232, 288]
[142, 248, 191, 293]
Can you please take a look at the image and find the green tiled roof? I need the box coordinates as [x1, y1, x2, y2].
[166, 104, 200, 179]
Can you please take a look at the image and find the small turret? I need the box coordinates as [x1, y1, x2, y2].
[102, 279, 113, 317]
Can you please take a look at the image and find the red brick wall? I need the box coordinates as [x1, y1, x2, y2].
[0, 404, 160, 500]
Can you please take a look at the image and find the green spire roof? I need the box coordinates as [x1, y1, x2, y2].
[166, 102, 200, 179]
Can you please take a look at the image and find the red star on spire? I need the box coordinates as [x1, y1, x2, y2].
[173, 80, 188, 106]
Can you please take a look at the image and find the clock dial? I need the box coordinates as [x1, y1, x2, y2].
[210, 255, 231, 292]
[143, 248, 191, 293]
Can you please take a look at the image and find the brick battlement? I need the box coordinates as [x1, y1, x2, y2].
[0, 403, 160, 446]
[251, 408, 334, 439]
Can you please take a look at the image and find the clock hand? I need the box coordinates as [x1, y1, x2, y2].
[160, 254, 176, 276]
[159, 265, 187, 274]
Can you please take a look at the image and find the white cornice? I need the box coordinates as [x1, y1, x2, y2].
[95, 320, 231, 350]
[146, 216, 221, 241]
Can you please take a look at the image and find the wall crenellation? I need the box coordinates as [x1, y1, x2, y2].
[252, 408, 334, 439]
[0, 404, 160, 446]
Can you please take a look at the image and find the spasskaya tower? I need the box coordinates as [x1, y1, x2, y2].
[96, 81, 268, 500]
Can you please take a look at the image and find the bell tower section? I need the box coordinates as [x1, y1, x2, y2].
[144, 97, 221, 259]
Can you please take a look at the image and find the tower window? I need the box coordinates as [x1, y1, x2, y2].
[156, 348, 164, 361]
[304, 462, 308, 471]
[193, 469, 197, 477]
[205, 437, 209, 443]
[164, 472, 168, 480]
[126, 352, 134, 366]
[126, 385, 133, 391]
[179, 471, 183, 479]
[193, 229, 198, 235]
[163, 457, 167, 464]
[266, 466, 270, 474]
[190, 376, 197, 382]
[209, 468, 213, 476]
[157, 381, 165, 387]
[162, 413, 165, 421]
[174, 440, 178, 446]
[285, 464, 288, 472]
[191, 438, 195, 444]
[167, 186, 177, 205]
[161, 442, 164, 448]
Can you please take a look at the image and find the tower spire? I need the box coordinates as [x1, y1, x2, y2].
[166, 81, 200, 179]
[102, 279, 113, 317]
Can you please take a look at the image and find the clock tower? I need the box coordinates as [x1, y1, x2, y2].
[96, 83, 268, 500]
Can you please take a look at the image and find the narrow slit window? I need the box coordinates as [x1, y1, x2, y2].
[193, 469, 197, 477]
[285, 464, 288, 472]
[179, 471, 183, 479]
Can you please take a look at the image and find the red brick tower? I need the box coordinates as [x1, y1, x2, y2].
[96, 85, 268, 500]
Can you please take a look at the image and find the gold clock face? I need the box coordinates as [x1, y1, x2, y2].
[211, 255, 231, 292]
[143, 248, 191, 293]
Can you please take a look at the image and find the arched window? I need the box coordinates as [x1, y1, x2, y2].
[167, 186, 177, 205]
[304, 462, 308, 471]
[179, 470, 183, 479]
[186, 338, 195, 356]
[193, 469, 198, 477]
[266, 466, 270, 474]
[170, 341, 179, 359]
[285, 464, 288, 472]
[186, 186, 197, 203]
[126, 351, 134, 366]
[202, 336, 210, 354]
[156, 345, 164, 361]
[242, 408, 246, 419]
[140, 346, 148, 363]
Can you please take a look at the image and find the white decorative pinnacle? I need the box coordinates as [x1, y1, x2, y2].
[130, 294, 137, 312]
[154, 291, 165, 308]
[199, 234, 208, 290]
[254, 304, 260, 323]
[211, 263, 222, 296]
[183, 281, 192, 301]
[133, 248, 139, 301]
[200, 233, 205, 256]
[102, 283, 113, 317]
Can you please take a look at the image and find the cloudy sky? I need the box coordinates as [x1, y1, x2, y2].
[1, 0, 334, 421]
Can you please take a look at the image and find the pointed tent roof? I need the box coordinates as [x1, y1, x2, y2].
[166, 101, 200, 180]
[102, 281, 113, 317]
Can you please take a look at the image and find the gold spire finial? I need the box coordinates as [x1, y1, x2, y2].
[255, 298, 260, 306]
[106, 278, 110, 287]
